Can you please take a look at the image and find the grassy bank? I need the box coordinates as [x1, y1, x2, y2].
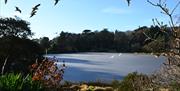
[1, 72, 180, 91]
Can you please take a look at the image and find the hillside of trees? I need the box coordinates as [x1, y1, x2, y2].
[38, 25, 173, 54]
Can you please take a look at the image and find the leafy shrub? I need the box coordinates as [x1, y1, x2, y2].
[119, 72, 140, 91]
[113, 72, 152, 91]
[0, 58, 65, 91]
[111, 80, 121, 89]
[0, 73, 44, 91]
[170, 82, 180, 91]
[30, 58, 65, 88]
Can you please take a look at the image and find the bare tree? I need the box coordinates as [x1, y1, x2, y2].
[147, 0, 180, 85]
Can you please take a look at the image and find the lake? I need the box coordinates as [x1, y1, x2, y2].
[46, 52, 166, 82]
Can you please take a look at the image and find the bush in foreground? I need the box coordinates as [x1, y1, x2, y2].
[0, 73, 44, 91]
[0, 58, 65, 91]
[112, 72, 153, 91]
[30, 58, 65, 89]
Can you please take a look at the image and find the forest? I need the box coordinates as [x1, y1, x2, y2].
[38, 25, 172, 53]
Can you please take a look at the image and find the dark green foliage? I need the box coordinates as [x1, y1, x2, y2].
[129, 26, 148, 52]
[111, 80, 121, 89]
[119, 72, 140, 91]
[47, 26, 172, 53]
[0, 36, 43, 73]
[170, 82, 180, 91]
[96, 29, 114, 51]
[39, 37, 50, 53]
[143, 40, 166, 52]
[0, 18, 32, 38]
[48, 29, 115, 53]
[143, 25, 171, 53]
[114, 30, 130, 52]
[50, 31, 78, 53]
[112, 72, 152, 91]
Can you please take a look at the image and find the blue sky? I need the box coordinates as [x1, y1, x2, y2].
[0, 0, 179, 39]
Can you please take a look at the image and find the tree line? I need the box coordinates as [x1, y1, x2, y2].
[39, 25, 172, 54]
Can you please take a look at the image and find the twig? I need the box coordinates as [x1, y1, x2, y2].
[21, 74, 30, 88]
[147, 0, 179, 34]
[162, 0, 166, 6]
[152, 19, 156, 26]
[147, 0, 158, 6]
[143, 32, 156, 41]
[171, 1, 180, 15]
[155, 18, 162, 27]
[1, 56, 9, 75]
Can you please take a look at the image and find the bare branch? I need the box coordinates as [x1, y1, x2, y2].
[155, 18, 162, 27]
[143, 32, 157, 41]
[159, 5, 170, 15]
[162, 0, 167, 6]
[152, 19, 156, 26]
[171, 1, 180, 15]
[168, 21, 173, 29]
[147, 0, 170, 15]
[147, 0, 178, 33]
[5, 0, 7, 4]
[160, 11, 167, 15]
[147, 0, 158, 6]
[159, 0, 162, 5]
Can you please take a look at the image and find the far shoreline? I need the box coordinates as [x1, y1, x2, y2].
[45, 51, 163, 56]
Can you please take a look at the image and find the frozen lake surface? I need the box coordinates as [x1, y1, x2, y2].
[46, 52, 166, 82]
